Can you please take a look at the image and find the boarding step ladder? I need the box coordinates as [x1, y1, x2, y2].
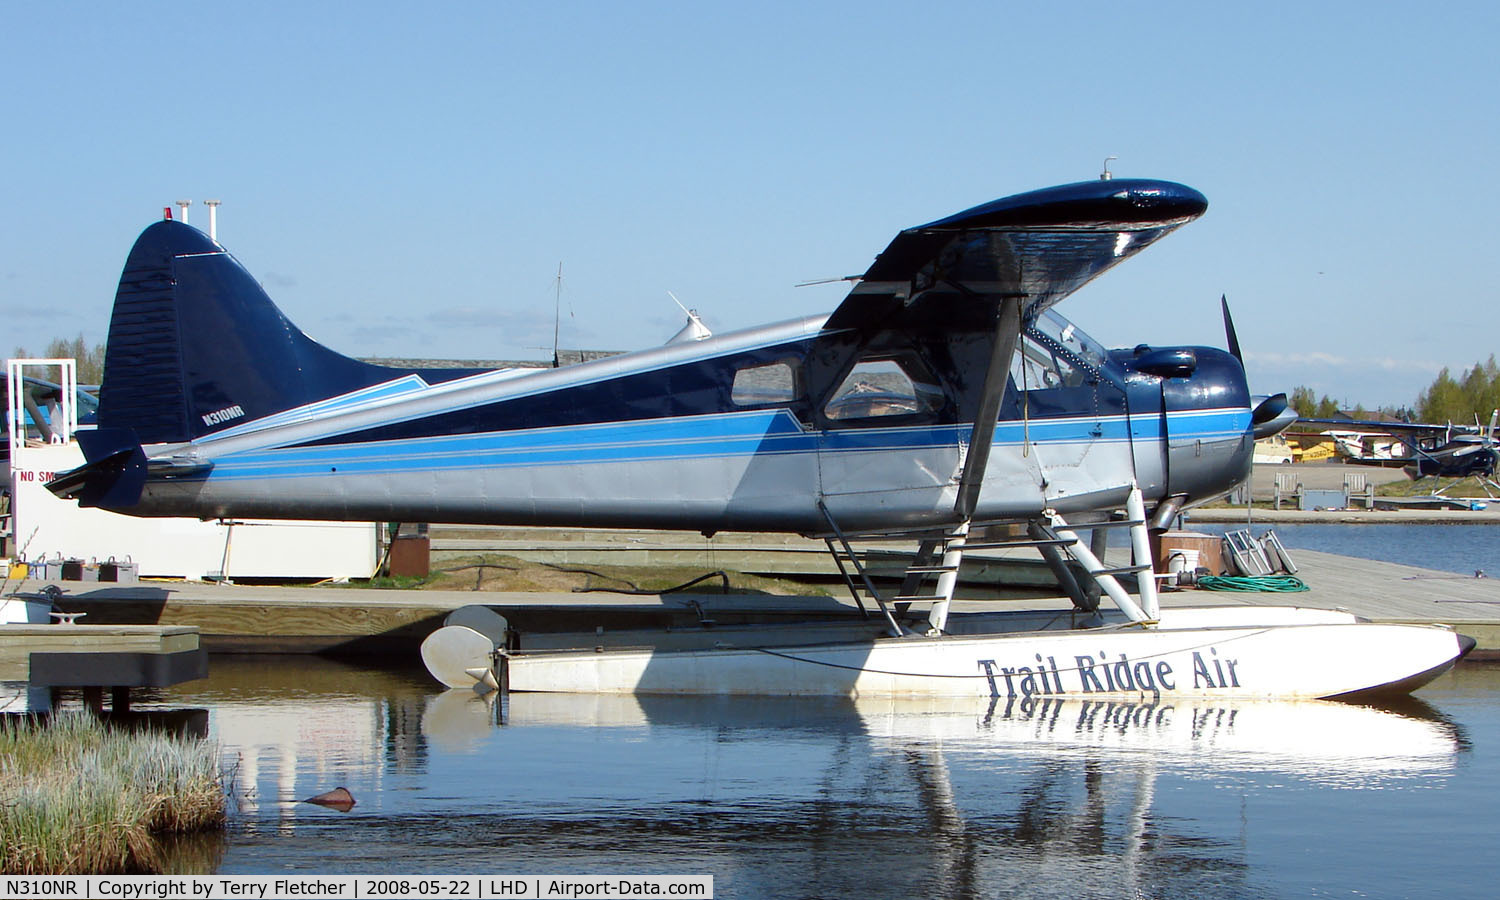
[897, 520, 1112, 634]
[819, 521, 977, 637]
[817, 500, 941, 637]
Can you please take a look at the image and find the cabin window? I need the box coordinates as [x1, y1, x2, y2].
[824, 357, 943, 421]
[732, 361, 801, 406]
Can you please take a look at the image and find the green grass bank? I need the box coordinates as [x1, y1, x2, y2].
[1, 713, 226, 874]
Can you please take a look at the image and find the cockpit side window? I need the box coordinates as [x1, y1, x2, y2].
[1005, 316, 1130, 421]
[1011, 334, 1085, 391]
[731, 360, 802, 406]
[823, 355, 944, 423]
[1033, 310, 1108, 372]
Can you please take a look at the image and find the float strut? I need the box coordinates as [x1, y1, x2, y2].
[925, 521, 969, 635]
[1047, 509, 1152, 623]
[1126, 486, 1160, 619]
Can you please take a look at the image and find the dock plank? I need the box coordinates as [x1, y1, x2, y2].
[9, 539, 1499, 655]
[0, 624, 203, 683]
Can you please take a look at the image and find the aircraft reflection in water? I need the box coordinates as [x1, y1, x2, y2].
[425, 692, 1466, 897]
[172, 654, 1465, 892]
[53, 178, 1472, 698]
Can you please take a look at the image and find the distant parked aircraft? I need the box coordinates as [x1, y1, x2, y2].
[1302, 412, 1499, 494]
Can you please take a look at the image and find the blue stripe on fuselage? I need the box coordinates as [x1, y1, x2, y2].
[192, 407, 1252, 482]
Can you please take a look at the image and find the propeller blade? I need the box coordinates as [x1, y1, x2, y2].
[1250, 393, 1295, 439]
[1251, 393, 1288, 425]
[1221, 294, 1242, 364]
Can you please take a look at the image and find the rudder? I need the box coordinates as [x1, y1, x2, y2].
[98, 221, 423, 445]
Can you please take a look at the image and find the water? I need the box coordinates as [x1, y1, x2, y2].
[153, 658, 1496, 898]
[1180, 520, 1500, 577]
[132, 524, 1500, 897]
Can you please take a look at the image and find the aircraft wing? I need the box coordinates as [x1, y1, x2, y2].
[826, 179, 1208, 330]
[1298, 417, 1469, 437]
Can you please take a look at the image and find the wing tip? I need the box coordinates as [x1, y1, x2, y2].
[920, 178, 1208, 232]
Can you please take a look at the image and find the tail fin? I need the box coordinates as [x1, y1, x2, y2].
[99, 221, 442, 444]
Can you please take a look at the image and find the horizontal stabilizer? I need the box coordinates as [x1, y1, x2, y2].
[46, 428, 148, 508]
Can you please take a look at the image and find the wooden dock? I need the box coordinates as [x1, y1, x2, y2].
[1160, 549, 1500, 655]
[1188, 507, 1500, 524]
[431, 526, 843, 573]
[3, 580, 873, 653]
[0, 623, 208, 712]
[7, 539, 1499, 658]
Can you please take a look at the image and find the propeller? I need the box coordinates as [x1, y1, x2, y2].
[1252, 392, 1288, 423]
[1221, 294, 1293, 438]
[1453, 410, 1500, 457]
[1221, 294, 1242, 364]
[1250, 392, 1294, 439]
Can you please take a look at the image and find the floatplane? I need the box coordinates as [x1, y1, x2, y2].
[1303, 412, 1500, 497]
[48, 177, 1473, 699]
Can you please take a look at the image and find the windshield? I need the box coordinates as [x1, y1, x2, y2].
[1033, 309, 1107, 372]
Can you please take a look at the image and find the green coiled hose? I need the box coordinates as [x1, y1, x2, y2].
[1195, 574, 1309, 592]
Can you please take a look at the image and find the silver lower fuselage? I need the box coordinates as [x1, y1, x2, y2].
[129, 404, 1252, 533]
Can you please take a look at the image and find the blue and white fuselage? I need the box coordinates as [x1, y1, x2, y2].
[131, 312, 1253, 534]
[52, 178, 1262, 534]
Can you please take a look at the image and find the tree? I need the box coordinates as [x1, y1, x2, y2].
[1416, 358, 1500, 425]
[10, 334, 106, 385]
[1288, 385, 1341, 419]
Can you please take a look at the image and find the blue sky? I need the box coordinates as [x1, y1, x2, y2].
[4, 2, 1497, 409]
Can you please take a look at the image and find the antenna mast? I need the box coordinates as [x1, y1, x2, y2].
[552, 262, 563, 368]
[203, 199, 221, 240]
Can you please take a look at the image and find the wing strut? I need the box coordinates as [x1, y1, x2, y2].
[953, 295, 1024, 520]
[922, 295, 1023, 634]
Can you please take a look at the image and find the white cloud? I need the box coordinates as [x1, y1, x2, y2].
[1245, 350, 1448, 373]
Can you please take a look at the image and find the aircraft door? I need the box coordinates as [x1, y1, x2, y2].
[1010, 322, 1132, 504]
[815, 352, 965, 529]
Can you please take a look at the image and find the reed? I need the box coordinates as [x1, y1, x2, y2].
[0, 713, 226, 874]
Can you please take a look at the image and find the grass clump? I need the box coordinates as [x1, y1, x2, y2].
[1373, 476, 1476, 497]
[0, 713, 226, 874]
